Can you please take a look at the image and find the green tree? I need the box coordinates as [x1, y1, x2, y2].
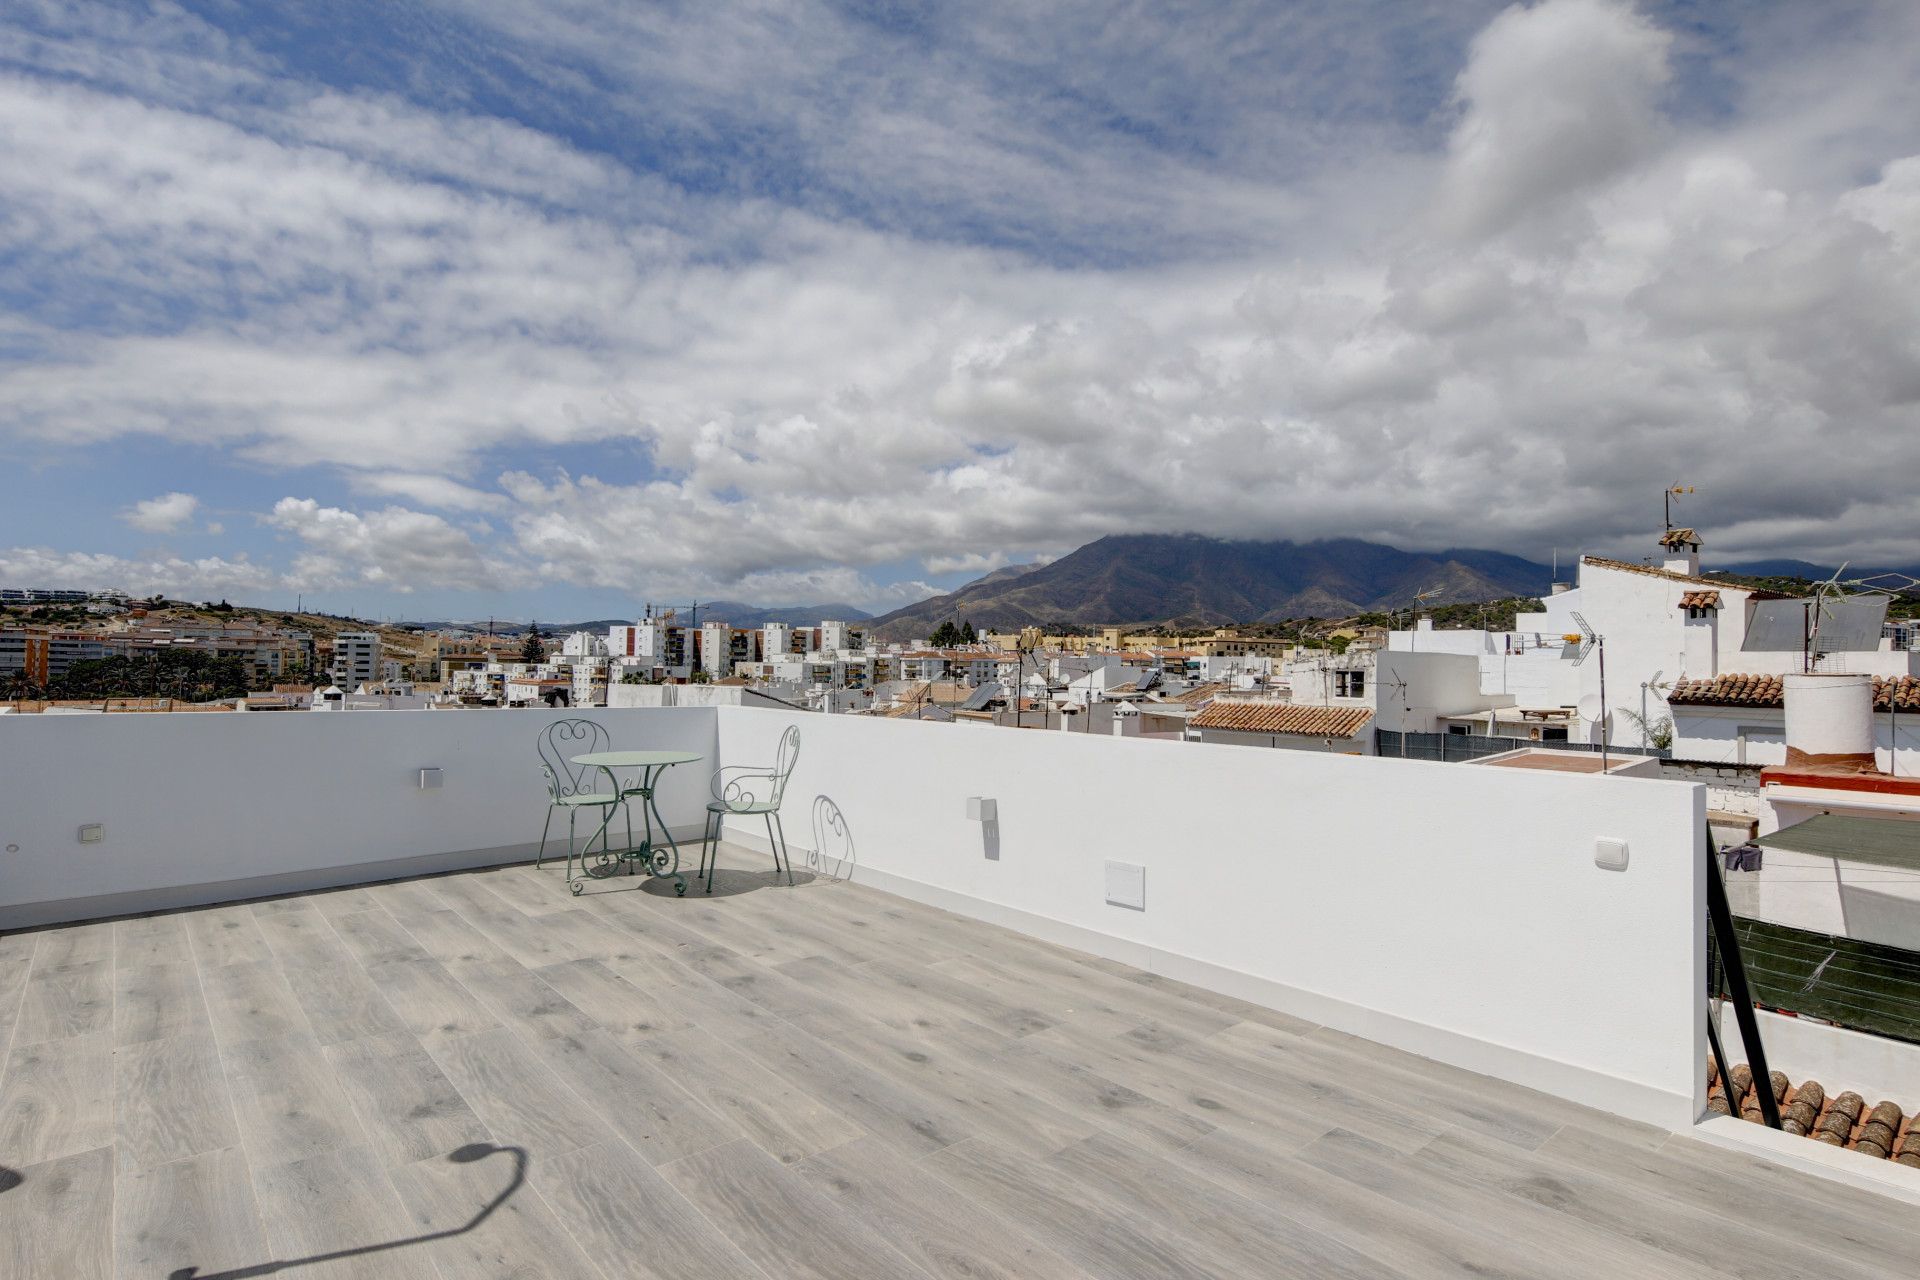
[519, 625, 547, 664]
[929, 621, 958, 647]
[960, 619, 977, 644]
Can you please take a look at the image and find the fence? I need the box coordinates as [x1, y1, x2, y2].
[1374, 729, 1670, 763]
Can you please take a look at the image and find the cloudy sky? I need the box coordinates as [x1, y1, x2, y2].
[3, 1, 1919, 620]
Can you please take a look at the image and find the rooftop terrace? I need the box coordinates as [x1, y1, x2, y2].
[4, 847, 1914, 1280]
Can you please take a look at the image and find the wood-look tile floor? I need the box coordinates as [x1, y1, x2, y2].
[1, 846, 1914, 1279]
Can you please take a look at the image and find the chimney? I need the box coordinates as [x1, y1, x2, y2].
[1659, 527, 1701, 576]
[1782, 672, 1875, 769]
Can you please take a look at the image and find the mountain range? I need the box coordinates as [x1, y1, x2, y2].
[868, 534, 1553, 639]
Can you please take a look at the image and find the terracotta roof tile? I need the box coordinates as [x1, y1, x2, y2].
[1581, 555, 1790, 597]
[1191, 701, 1373, 737]
[1669, 673, 1920, 711]
[1710, 1060, 1917, 1165]
[1678, 590, 1721, 609]
[1168, 682, 1227, 706]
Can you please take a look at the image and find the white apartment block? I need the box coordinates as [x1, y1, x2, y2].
[331, 631, 382, 690]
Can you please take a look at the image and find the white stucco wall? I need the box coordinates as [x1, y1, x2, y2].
[716, 705, 1707, 1127]
[0, 707, 719, 927]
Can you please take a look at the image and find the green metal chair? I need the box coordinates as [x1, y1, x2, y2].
[698, 724, 800, 892]
[535, 718, 627, 871]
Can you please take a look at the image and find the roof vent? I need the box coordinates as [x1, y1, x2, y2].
[1783, 673, 1874, 767]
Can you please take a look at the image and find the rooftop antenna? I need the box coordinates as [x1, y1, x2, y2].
[1567, 610, 1609, 770]
[1665, 483, 1695, 533]
[1408, 585, 1443, 648]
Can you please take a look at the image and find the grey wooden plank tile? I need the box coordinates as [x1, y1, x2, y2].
[1165, 1126, 1557, 1280]
[251, 900, 355, 969]
[425, 1026, 616, 1160]
[1547, 1123, 1920, 1250]
[200, 958, 309, 1045]
[812, 1017, 1100, 1161]
[0, 929, 38, 966]
[113, 913, 194, 968]
[223, 1031, 369, 1164]
[0, 1145, 112, 1280]
[250, 1143, 441, 1280]
[1299, 1126, 1725, 1280]
[627, 1025, 865, 1165]
[728, 1019, 974, 1157]
[598, 951, 791, 1044]
[386, 1138, 604, 1280]
[182, 903, 278, 968]
[323, 1031, 492, 1166]
[30, 921, 114, 975]
[526, 1027, 741, 1166]
[538, 1139, 769, 1280]
[361, 956, 501, 1044]
[386, 906, 513, 969]
[281, 959, 409, 1046]
[658, 1138, 938, 1280]
[14, 962, 112, 1044]
[451, 958, 599, 1041]
[113, 960, 212, 1046]
[930, 951, 1236, 1041]
[983, 1034, 1219, 1157]
[0, 952, 31, 1066]
[1091, 1018, 1449, 1150]
[1418, 1124, 1897, 1280]
[362, 876, 462, 917]
[924, 1137, 1224, 1280]
[798, 1135, 1099, 1280]
[306, 886, 388, 923]
[329, 909, 435, 969]
[429, 877, 587, 969]
[0, 1029, 113, 1165]
[1046, 1130, 1392, 1280]
[1126, 968, 1321, 1035]
[114, 1033, 241, 1171]
[671, 942, 856, 1027]
[533, 957, 696, 1042]
[115, 1144, 269, 1278]
[844, 955, 1054, 1038]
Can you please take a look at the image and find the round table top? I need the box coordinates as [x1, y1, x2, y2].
[572, 749, 705, 768]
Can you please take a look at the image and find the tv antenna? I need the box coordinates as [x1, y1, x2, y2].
[1664, 483, 1695, 532]
[1567, 610, 1609, 769]
[1637, 668, 1672, 749]
[1378, 664, 1411, 756]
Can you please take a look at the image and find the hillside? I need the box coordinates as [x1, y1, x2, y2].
[869, 534, 1551, 638]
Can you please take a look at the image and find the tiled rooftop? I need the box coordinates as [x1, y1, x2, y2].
[1678, 590, 1723, 610]
[1190, 700, 1374, 737]
[1668, 673, 1920, 711]
[2, 847, 1916, 1278]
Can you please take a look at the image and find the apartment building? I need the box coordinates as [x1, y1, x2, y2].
[0, 629, 110, 684]
[330, 631, 382, 690]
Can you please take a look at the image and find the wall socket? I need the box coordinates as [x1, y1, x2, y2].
[1594, 837, 1629, 872]
[78, 824, 104, 844]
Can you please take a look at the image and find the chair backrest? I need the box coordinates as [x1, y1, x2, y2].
[537, 718, 610, 801]
[766, 724, 801, 807]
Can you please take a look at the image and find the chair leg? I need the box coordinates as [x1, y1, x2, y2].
[763, 816, 783, 883]
[702, 810, 718, 894]
[772, 812, 794, 885]
[536, 805, 555, 869]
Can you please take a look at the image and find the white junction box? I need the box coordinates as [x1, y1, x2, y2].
[965, 796, 996, 822]
[1594, 837, 1629, 872]
[78, 823, 104, 844]
[418, 767, 444, 791]
[1105, 859, 1146, 911]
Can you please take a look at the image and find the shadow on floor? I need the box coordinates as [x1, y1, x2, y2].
[653, 866, 819, 898]
[0, 1166, 20, 1195]
[169, 1143, 524, 1280]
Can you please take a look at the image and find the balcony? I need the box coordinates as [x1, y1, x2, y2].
[2, 705, 1917, 1276]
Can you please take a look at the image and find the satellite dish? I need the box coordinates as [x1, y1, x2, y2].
[1576, 694, 1606, 723]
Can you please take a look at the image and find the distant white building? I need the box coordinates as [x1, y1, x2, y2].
[331, 632, 381, 690]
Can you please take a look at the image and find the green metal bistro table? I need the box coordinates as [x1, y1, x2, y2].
[566, 750, 703, 897]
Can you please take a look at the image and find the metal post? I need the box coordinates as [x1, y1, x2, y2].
[1704, 819, 1782, 1129]
[1597, 638, 1609, 772]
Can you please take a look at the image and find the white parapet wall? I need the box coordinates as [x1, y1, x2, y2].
[717, 705, 1708, 1128]
[0, 706, 719, 928]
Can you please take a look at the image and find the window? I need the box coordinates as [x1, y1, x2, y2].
[1448, 724, 1469, 737]
[1334, 670, 1365, 698]
[1540, 726, 1569, 742]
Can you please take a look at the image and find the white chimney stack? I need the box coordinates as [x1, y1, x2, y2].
[1782, 672, 1874, 765]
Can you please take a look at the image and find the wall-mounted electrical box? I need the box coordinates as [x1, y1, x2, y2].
[418, 767, 443, 791]
[1105, 860, 1146, 910]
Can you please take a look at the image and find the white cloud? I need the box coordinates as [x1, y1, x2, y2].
[4, 0, 1920, 603]
[122, 491, 200, 533]
[266, 498, 508, 594]
[0, 545, 277, 599]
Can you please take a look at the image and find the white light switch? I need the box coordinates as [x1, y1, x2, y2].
[78, 823, 103, 844]
[966, 796, 996, 822]
[1594, 837, 1629, 872]
[1105, 860, 1146, 910]
[418, 767, 443, 790]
